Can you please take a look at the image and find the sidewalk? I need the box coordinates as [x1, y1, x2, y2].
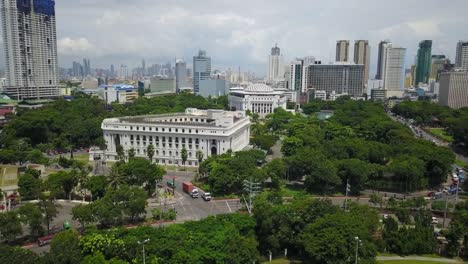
[376, 256, 462, 263]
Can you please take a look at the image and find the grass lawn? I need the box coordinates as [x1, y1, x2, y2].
[455, 159, 468, 170]
[426, 128, 454, 143]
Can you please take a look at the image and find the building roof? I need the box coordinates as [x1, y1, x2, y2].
[244, 83, 274, 93]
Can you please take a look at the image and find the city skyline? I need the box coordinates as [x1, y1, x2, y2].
[0, 0, 467, 77]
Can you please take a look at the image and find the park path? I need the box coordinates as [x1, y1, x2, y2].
[376, 256, 463, 263]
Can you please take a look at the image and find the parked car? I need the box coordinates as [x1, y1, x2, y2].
[432, 217, 439, 224]
[38, 234, 54, 246]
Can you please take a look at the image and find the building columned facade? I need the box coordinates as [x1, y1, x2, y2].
[307, 63, 365, 97]
[102, 108, 251, 165]
[228, 83, 287, 118]
[1, 0, 59, 99]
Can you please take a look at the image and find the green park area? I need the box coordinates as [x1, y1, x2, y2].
[0, 165, 18, 187]
[427, 128, 454, 142]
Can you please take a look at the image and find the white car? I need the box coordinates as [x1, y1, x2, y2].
[432, 217, 438, 224]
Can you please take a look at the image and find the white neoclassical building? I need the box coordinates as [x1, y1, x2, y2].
[102, 108, 250, 166]
[228, 83, 287, 118]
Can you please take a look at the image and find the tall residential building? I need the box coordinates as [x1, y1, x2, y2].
[382, 46, 406, 98]
[307, 63, 365, 97]
[415, 40, 432, 85]
[376, 40, 392, 79]
[455, 41, 468, 70]
[1, 0, 59, 99]
[439, 71, 468, 109]
[354, 40, 371, 83]
[193, 50, 211, 93]
[83, 58, 91, 76]
[336, 40, 350, 62]
[267, 44, 284, 81]
[430, 55, 450, 81]
[175, 59, 188, 92]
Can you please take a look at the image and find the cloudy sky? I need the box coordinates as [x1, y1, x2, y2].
[1, 0, 468, 77]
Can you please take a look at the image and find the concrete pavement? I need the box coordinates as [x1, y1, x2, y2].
[376, 256, 462, 263]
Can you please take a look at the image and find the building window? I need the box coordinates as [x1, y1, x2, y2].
[49, 80, 52, 85]
[130, 126, 133, 130]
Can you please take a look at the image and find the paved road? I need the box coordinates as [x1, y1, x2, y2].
[376, 256, 462, 263]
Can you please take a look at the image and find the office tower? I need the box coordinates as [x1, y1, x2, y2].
[142, 59, 146, 76]
[82, 58, 91, 76]
[1, 0, 59, 99]
[455, 41, 468, 70]
[430, 55, 450, 81]
[336, 40, 350, 62]
[354, 40, 371, 83]
[193, 50, 211, 93]
[289, 60, 303, 92]
[119, 64, 128, 78]
[72, 61, 83, 77]
[382, 46, 406, 97]
[415, 40, 432, 85]
[175, 59, 188, 92]
[376, 40, 392, 79]
[110, 64, 115, 77]
[267, 44, 284, 81]
[288, 57, 315, 93]
[307, 63, 365, 97]
[439, 71, 468, 109]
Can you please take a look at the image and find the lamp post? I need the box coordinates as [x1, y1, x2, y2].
[354, 236, 361, 264]
[138, 238, 150, 264]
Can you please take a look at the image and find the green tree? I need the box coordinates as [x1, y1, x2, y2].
[147, 144, 155, 163]
[0, 245, 43, 264]
[127, 148, 136, 159]
[251, 134, 276, 152]
[18, 203, 44, 238]
[18, 172, 42, 200]
[46, 171, 76, 200]
[85, 175, 107, 200]
[117, 186, 147, 223]
[116, 145, 125, 162]
[0, 211, 22, 242]
[49, 230, 82, 264]
[71, 204, 95, 229]
[26, 149, 49, 165]
[181, 147, 188, 167]
[263, 158, 285, 189]
[39, 199, 59, 234]
[119, 157, 165, 196]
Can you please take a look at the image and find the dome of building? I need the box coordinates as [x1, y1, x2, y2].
[244, 83, 274, 93]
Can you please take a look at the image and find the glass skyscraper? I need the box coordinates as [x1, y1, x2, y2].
[415, 40, 432, 85]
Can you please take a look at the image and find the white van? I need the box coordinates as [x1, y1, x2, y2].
[201, 191, 212, 201]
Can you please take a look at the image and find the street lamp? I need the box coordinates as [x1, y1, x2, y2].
[138, 238, 150, 264]
[354, 236, 361, 264]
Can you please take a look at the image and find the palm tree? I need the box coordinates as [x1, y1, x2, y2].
[147, 144, 155, 163]
[107, 165, 125, 190]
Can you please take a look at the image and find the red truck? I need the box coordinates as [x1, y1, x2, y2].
[182, 182, 199, 198]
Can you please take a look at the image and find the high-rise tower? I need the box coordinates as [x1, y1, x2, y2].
[354, 40, 371, 83]
[175, 59, 188, 92]
[336, 40, 350, 62]
[376, 40, 392, 80]
[415, 40, 432, 85]
[456, 41, 468, 70]
[193, 50, 211, 93]
[267, 44, 284, 82]
[1, 0, 59, 99]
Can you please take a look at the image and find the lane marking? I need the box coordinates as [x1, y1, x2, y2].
[225, 200, 232, 213]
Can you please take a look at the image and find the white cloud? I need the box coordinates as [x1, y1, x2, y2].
[58, 37, 93, 54]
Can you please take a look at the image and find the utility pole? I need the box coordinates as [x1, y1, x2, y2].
[443, 192, 449, 228]
[354, 236, 361, 264]
[243, 177, 261, 215]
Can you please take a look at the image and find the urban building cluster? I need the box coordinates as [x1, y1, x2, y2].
[0, 0, 467, 112]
